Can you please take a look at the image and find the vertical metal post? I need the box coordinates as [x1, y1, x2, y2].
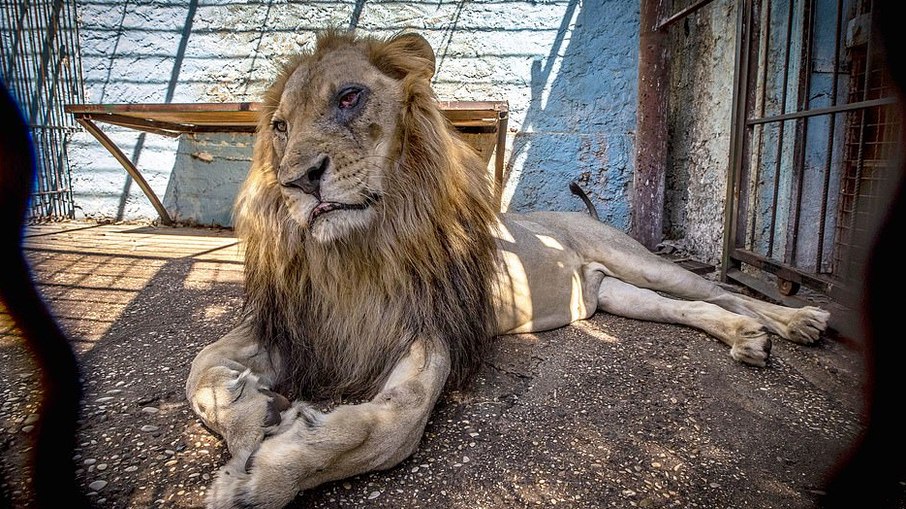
[815, 0, 844, 272]
[631, 0, 669, 250]
[722, 0, 754, 281]
[494, 108, 508, 210]
[785, 0, 815, 265]
[748, 0, 771, 250]
[766, 0, 796, 258]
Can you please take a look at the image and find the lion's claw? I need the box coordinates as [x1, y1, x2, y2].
[259, 388, 290, 428]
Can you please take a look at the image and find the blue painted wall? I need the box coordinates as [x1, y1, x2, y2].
[504, 0, 638, 230]
[162, 134, 253, 226]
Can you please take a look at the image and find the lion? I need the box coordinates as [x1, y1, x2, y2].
[186, 30, 830, 509]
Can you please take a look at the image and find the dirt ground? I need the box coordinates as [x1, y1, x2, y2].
[0, 221, 899, 508]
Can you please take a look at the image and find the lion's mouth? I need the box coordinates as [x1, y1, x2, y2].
[309, 193, 381, 223]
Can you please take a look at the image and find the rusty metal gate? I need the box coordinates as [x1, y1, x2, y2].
[721, 0, 899, 329]
[1, 0, 84, 220]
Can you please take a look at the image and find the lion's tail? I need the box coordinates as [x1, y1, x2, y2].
[569, 181, 600, 222]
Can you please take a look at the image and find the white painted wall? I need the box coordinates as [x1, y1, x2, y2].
[70, 0, 640, 230]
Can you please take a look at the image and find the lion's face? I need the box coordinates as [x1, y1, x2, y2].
[268, 45, 404, 243]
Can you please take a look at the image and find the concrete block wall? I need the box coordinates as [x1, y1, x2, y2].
[664, 0, 737, 265]
[70, 0, 640, 230]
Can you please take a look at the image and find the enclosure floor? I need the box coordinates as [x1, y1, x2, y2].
[0, 220, 896, 509]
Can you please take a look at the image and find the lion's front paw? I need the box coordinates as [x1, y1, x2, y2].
[785, 306, 830, 345]
[206, 456, 299, 509]
[729, 325, 772, 367]
[206, 458, 251, 509]
[215, 371, 293, 456]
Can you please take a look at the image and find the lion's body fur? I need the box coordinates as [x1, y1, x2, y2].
[187, 30, 831, 509]
[234, 31, 498, 401]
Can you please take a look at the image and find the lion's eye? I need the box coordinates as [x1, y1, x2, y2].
[337, 88, 361, 110]
[272, 119, 287, 133]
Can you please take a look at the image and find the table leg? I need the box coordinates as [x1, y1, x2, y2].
[75, 117, 173, 225]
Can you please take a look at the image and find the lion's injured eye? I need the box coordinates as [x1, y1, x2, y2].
[332, 85, 369, 125]
[271, 119, 287, 134]
[337, 87, 362, 110]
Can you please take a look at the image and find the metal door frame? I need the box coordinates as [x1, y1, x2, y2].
[721, 0, 898, 328]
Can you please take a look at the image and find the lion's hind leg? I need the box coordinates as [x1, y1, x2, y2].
[621, 259, 830, 345]
[548, 212, 831, 346]
[585, 237, 830, 346]
[596, 277, 772, 366]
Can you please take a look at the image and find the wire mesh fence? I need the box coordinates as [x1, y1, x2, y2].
[1, 0, 84, 221]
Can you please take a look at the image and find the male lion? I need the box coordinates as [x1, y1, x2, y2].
[186, 30, 830, 509]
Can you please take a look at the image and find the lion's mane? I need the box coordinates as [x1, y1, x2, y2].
[233, 31, 498, 401]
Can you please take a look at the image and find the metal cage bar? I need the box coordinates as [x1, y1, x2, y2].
[766, 0, 796, 258]
[725, 0, 900, 318]
[0, 0, 84, 221]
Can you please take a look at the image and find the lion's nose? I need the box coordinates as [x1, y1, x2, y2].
[284, 154, 328, 197]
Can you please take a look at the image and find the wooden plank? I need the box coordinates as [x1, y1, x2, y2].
[112, 110, 259, 127]
[676, 259, 715, 275]
[85, 114, 184, 137]
[730, 247, 850, 298]
[66, 101, 508, 130]
[64, 102, 260, 115]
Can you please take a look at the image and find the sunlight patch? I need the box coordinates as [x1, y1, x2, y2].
[571, 320, 620, 343]
[535, 234, 565, 251]
[183, 261, 243, 290]
[202, 304, 231, 321]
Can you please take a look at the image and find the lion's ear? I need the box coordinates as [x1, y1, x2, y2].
[371, 32, 436, 80]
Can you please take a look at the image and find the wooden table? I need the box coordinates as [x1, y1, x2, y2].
[65, 101, 509, 225]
